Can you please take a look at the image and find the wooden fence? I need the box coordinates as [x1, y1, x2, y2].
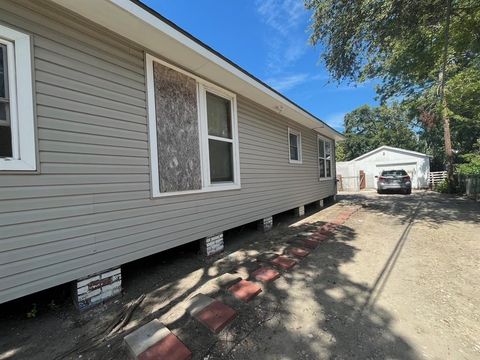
[428, 171, 447, 188]
[458, 174, 480, 201]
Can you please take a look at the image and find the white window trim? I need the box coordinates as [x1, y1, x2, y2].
[0, 24, 36, 171]
[146, 54, 241, 198]
[288, 127, 302, 164]
[318, 134, 333, 181]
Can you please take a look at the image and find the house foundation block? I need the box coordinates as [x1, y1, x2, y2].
[318, 199, 324, 208]
[257, 216, 273, 232]
[201, 232, 224, 256]
[73, 267, 121, 310]
[294, 205, 305, 217]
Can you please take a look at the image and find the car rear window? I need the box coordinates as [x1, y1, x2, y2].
[381, 170, 408, 176]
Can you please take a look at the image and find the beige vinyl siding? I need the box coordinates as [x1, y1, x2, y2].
[0, 0, 336, 304]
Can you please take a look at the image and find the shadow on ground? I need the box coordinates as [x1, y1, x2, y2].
[0, 201, 422, 360]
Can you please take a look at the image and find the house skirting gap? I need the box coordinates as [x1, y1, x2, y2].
[73, 267, 122, 310]
[258, 216, 273, 232]
[201, 232, 224, 256]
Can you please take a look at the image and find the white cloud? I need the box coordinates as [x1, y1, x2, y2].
[266, 73, 309, 91]
[255, 0, 309, 73]
[256, 0, 305, 36]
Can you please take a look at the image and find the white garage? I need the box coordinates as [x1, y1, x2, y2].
[336, 146, 431, 191]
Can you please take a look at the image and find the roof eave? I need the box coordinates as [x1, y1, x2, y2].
[49, 0, 345, 141]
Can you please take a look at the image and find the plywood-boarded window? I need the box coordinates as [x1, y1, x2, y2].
[152, 61, 202, 193]
[146, 54, 241, 197]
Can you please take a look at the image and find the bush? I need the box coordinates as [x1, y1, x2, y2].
[435, 179, 449, 193]
[457, 153, 480, 176]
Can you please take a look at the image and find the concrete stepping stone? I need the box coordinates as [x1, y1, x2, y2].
[124, 319, 191, 360]
[256, 253, 279, 263]
[228, 279, 262, 302]
[251, 267, 280, 283]
[214, 273, 242, 288]
[288, 247, 310, 258]
[270, 256, 297, 270]
[188, 294, 237, 333]
[301, 239, 320, 249]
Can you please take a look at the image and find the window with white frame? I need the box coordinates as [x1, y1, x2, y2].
[318, 135, 333, 179]
[288, 128, 302, 163]
[146, 54, 240, 197]
[0, 24, 36, 171]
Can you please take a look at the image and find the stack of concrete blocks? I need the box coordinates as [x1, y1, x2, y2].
[258, 216, 273, 232]
[202, 232, 224, 256]
[295, 205, 305, 217]
[73, 267, 122, 310]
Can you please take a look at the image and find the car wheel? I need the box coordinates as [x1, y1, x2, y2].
[406, 189, 412, 195]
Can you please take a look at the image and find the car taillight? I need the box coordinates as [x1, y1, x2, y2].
[403, 176, 410, 181]
[379, 176, 386, 180]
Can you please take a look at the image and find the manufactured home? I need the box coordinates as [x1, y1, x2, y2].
[337, 146, 430, 191]
[0, 0, 343, 307]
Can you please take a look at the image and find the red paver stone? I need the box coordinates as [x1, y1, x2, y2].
[251, 267, 280, 282]
[323, 223, 338, 231]
[319, 228, 333, 236]
[228, 279, 262, 302]
[138, 333, 192, 360]
[289, 247, 310, 258]
[195, 300, 237, 333]
[270, 256, 297, 270]
[332, 218, 344, 225]
[301, 239, 320, 249]
[311, 233, 328, 242]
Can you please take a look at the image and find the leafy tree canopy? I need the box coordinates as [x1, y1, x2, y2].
[305, 0, 480, 101]
[340, 104, 418, 161]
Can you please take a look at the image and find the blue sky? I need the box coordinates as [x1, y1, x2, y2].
[142, 0, 379, 132]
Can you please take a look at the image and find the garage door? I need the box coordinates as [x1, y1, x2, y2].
[374, 163, 418, 189]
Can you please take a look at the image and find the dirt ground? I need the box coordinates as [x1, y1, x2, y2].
[1, 190, 479, 360]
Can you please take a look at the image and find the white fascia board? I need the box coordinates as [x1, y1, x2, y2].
[50, 0, 344, 141]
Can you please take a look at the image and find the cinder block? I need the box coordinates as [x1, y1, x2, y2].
[257, 216, 273, 232]
[201, 232, 224, 256]
[73, 267, 122, 310]
[294, 205, 305, 217]
[77, 275, 100, 289]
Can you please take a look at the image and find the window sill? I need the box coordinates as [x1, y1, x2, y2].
[289, 160, 303, 164]
[0, 158, 36, 171]
[152, 184, 241, 198]
[319, 177, 333, 181]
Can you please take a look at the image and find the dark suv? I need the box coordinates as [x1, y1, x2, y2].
[377, 169, 412, 194]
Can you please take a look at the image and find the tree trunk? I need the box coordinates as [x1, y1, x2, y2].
[439, 0, 454, 191]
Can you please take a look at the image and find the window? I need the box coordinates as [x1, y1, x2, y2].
[288, 128, 302, 164]
[146, 54, 240, 197]
[0, 24, 36, 171]
[206, 91, 234, 183]
[318, 135, 333, 179]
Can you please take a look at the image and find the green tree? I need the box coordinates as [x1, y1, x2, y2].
[305, 0, 480, 189]
[342, 104, 419, 161]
